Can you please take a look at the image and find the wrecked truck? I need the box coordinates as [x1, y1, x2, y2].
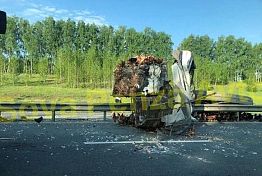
[112, 51, 253, 132]
[112, 51, 196, 132]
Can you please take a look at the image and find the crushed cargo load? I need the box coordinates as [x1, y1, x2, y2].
[111, 51, 258, 133]
[112, 56, 167, 97]
[112, 52, 195, 133]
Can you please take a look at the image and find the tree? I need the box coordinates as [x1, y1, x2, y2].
[5, 17, 19, 73]
[215, 36, 253, 81]
[85, 46, 100, 88]
[102, 51, 116, 88]
[9, 56, 19, 85]
[113, 26, 126, 56]
[0, 16, 178, 88]
[76, 21, 87, 52]
[19, 18, 34, 74]
[179, 34, 214, 59]
[0, 54, 4, 85]
[38, 57, 49, 82]
[42, 17, 57, 74]
[154, 32, 173, 59]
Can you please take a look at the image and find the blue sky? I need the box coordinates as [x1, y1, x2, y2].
[1, 0, 262, 47]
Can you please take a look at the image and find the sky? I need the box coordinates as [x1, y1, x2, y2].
[1, 0, 262, 47]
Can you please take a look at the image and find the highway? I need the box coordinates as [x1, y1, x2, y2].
[0, 120, 261, 176]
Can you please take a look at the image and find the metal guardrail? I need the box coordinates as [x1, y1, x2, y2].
[0, 103, 261, 121]
[0, 103, 131, 121]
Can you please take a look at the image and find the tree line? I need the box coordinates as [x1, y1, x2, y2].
[0, 16, 261, 89]
[179, 35, 262, 89]
[0, 16, 173, 88]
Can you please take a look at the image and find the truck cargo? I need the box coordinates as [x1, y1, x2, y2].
[111, 51, 255, 133]
[112, 55, 167, 97]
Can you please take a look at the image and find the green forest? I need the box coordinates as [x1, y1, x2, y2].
[0, 16, 261, 90]
[179, 35, 262, 90]
[0, 16, 173, 88]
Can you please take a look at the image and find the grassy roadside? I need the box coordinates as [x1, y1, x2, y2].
[0, 82, 261, 121]
[213, 82, 262, 104]
[0, 82, 261, 104]
[0, 86, 129, 120]
[0, 86, 130, 104]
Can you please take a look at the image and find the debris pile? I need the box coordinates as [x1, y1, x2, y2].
[112, 112, 137, 126]
[196, 112, 262, 122]
[112, 56, 167, 96]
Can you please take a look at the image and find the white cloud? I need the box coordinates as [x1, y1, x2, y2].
[43, 6, 56, 13]
[23, 8, 43, 16]
[8, 1, 108, 25]
[70, 14, 106, 25]
[56, 9, 68, 14]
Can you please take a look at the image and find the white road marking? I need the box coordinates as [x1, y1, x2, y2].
[0, 138, 15, 140]
[83, 140, 212, 145]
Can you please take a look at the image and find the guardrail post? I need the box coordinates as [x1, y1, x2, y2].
[103, 111, 106, 121]
[52, 111, 55, 122]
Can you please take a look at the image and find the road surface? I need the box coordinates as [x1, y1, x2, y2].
[0, 120, 261, 176]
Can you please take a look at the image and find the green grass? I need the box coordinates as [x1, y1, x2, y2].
[0, 85, 130, 104]
[1, 80, 261, 121]
[213, 82, 262, 104]
[0, 81, 261, 104]
[0, 85, 131, 120]
[0, 74, 130, 104]
[0, 74, 55, 86]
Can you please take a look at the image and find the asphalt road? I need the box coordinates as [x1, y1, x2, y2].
[0, 120, 261, 176]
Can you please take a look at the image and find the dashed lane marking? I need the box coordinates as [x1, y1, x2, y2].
[83, 140, 212, 145]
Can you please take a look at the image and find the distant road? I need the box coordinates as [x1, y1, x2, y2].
[0, 120, 261, 176]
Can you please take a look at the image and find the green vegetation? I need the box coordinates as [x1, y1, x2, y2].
[0, 17, 261, 105]
[213, 82, 262, 104]
[0, 85, 130, 104]
[0, 16, 173, 89]
[179, 35, 262, 88]
[0, 82, 261, 104]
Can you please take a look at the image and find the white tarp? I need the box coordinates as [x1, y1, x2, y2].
[161, 50, 195, 126]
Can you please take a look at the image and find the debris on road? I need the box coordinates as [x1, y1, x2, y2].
[34, 116, 43, 123]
